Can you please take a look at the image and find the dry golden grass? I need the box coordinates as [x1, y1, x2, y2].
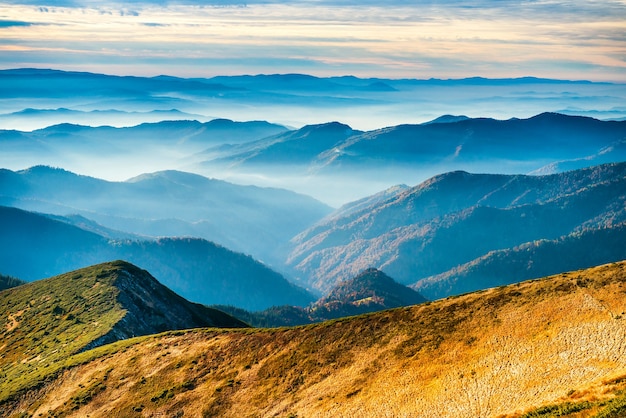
[4, 261, 626, 417]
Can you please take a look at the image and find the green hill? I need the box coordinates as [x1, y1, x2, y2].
[0, 261, 246, 403]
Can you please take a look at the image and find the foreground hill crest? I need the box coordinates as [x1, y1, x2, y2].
[0, 261, 246, 403]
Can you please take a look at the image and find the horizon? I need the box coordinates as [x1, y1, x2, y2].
[1, 1, 625, 82]
[1, 67, 620, 84]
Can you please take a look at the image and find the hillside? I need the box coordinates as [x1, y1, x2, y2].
[206, 121, 360, 167]
[0, 166, 331, 266]
[0, 206, 314, 310]
[0, 261, 246, 404]
[313, 113, 626, 171]
[3, 261, 626, 417]
[288, 162, 626, 294]
[309, 268, 427, 319]
[415, 223, 626, 300]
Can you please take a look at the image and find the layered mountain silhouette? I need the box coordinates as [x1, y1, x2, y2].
[0, 166, 331, 266]
[0, 206, 314, 310]
[0, 260, 246, 404]
[3, 261, 626, 417]
[202, 113, 626, 174]
[288, 162, 626, 295]
[195, 113, 626, 204]
[0, 108, 211, 130]
[2, 90, 624, 206]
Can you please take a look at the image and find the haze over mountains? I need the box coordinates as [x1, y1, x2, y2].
[2, 110, 625, 205]
[2, 161, 625, 314]
[288, 162, 626, 297]
[0, 165, 330, 267]
[0, 206, 315, 311]
[3, 69, 624, 133]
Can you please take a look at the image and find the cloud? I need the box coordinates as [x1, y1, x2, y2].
[0, 20, 33, 27]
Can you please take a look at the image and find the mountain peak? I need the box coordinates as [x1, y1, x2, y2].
[312, 268, 427, 317]
[423, 114, 470, 125]
[83, 261, 248, 348]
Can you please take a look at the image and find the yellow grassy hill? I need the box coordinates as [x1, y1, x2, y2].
[4, 261, 626, 417]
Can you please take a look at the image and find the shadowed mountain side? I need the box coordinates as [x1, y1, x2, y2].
[0, 260, 246, 403]
[0, 166, 332, 266]
[215, 268, 427, 327]
[0, 206, 314, 310]
[0, 274, 25, 292]
[3, 261, 626, 417]
[288, 163, 626, 293]
[414, 224, 626, 300]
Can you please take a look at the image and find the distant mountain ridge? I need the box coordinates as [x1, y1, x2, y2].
[1, 109, 624, 205]
[0, 205, 314, 310]
[193, 113, 626, 204]
[288, 162, 626, 294]
[0, 107, 211, 130]
[0, 166, 331, 266]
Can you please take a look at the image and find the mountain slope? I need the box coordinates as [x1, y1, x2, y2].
[0, 261, 246, 403]
[217, 268, 427, 327]
[288, 163, 626, 293]
[3, 261, 626, 417]
[313, 113, 626, 170]
[0, 166, 332, 266]
[0, 206, 314, 310]
[309, 268, 427, 319]
[199, 113, 626, 186]
[207, 121, 360, 167]
[415, 224, 626, 300]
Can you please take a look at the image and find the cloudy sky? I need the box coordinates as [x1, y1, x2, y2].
[0, 0, 624, 80]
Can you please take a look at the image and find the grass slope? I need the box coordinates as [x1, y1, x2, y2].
[0, 261, 246, 405]
[4, 261, 626, 417]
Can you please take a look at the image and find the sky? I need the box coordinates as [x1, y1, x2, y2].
[0, 0, 625, 80]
